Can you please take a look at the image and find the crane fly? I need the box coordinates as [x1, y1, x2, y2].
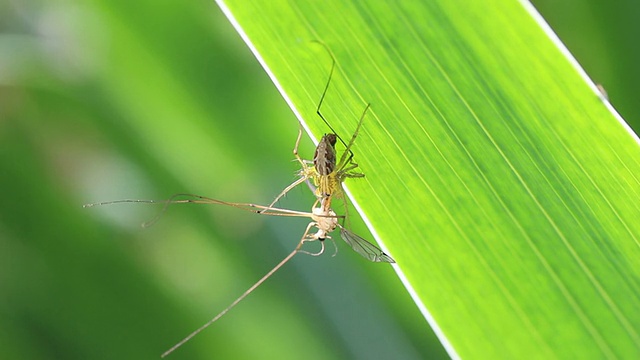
[83, 194, 394, 357]
[84, 42, 392, 357]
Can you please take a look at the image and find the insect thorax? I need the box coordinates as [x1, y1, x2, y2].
[312, 206, 338, 237]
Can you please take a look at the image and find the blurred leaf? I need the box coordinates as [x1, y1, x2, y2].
[2, 0, 639, 358]
[1, 0, 439, 359]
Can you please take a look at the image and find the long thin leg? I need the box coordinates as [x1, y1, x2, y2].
[338, 163, 364, 179]
[340, 194, 354, 231]
[336, 103, 370, 172]
[261, 175, 309, 213]
[161, 222, 318, 358]
[292, 124, 306, 167]
[261, 125, 314, 213]
[161, 250, 298, 358]
[312, 41, 339, 140]
[311, 41, 369, 169]
[84, 194, 321, 227]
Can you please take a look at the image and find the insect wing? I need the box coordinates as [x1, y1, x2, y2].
[339, 227, 395, 263]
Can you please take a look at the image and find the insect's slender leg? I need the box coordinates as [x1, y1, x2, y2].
[85, 194, 324, 228]
[336, 103, 370, 172]
[84, 196, 194, 228]
[304, 177, 318, 196]
[311, 41, 369, 165]
[312, 41, 360, 167]
[260, 176, 309, 214]
[297, 226, 325, 257]
[311, 41, 353, 152]
[292, 123, 306, 166]
[340, 195, 353, 231]
[338, 163, 365, 179]
[261, 124, 315, 214]
[313, 41, 336, 136]
[328, 236, 339, 257]
[161, 221, 317, 358]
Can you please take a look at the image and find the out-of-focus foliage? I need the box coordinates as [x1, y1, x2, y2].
[0, 0, 637, 359]
[0, 0, 442, 359]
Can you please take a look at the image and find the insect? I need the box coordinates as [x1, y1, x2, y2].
[84, 42, 392, 356]
[83, 194, 394, 263]
[84, 194, 394, 357]
[261, 41, 369, 218]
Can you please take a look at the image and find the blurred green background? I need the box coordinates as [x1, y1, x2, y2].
[0, 0, 637, 359]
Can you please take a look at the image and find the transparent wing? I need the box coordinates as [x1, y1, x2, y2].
[339, 226, 395, 263]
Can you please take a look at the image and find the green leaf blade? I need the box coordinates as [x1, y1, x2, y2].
[220, 0, 640, 358]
